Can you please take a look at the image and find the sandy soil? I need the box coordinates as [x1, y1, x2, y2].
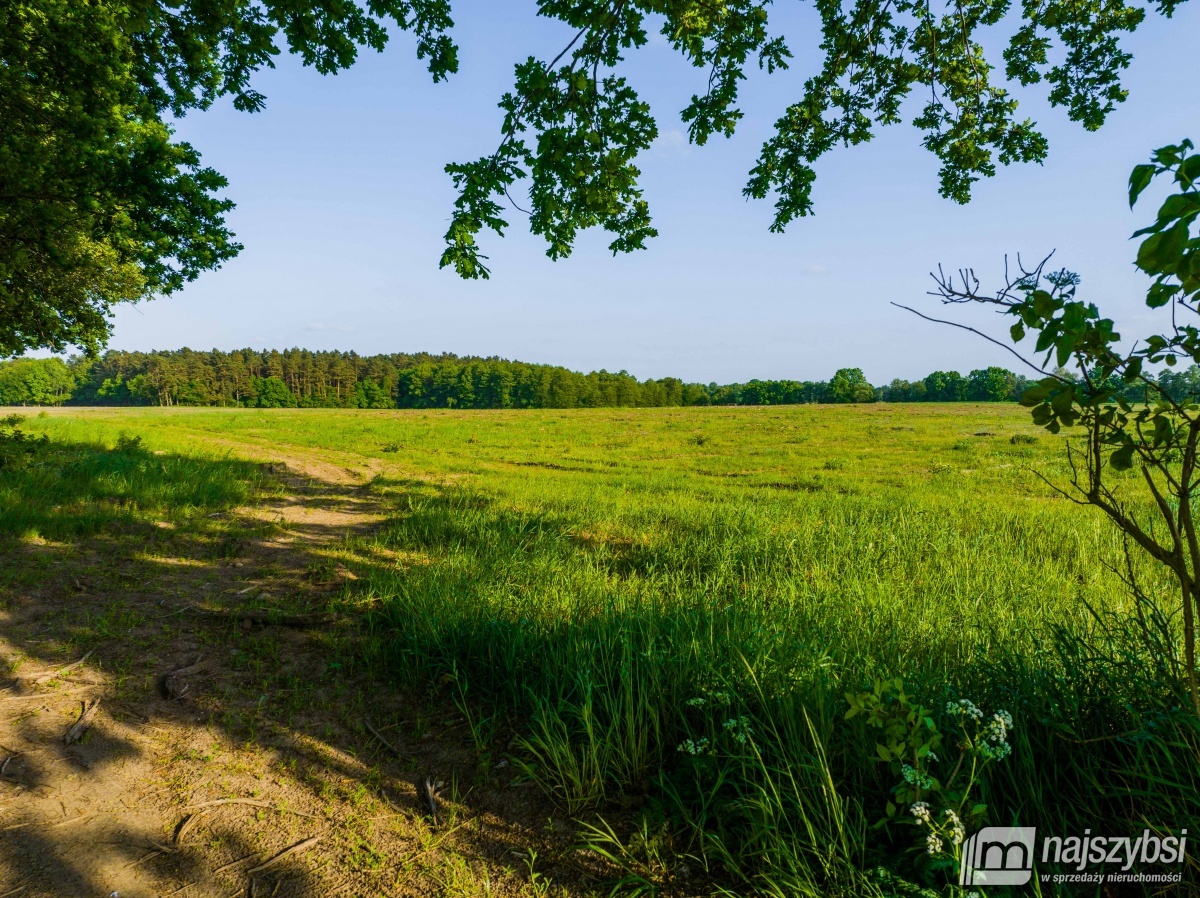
[0, 456, 600, 898]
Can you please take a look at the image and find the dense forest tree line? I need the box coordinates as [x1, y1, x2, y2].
[1, 350, 1196, 409]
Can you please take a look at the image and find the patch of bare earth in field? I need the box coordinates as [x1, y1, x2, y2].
[0, 458, 602, 898]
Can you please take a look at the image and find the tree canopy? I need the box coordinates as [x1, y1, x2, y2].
[0, 0, 239, 356]
[441, 0, 1186, 277]
[1, 0, 1187, 354]
[1, 0, 455, 357]
[16, 346, 1200, 409]
[0, 347, 1120, 408]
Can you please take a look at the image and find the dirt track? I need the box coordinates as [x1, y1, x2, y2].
[0, 453, 591, 897]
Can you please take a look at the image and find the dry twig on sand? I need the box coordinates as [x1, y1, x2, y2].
[364, 718, 403, 758]
[63, 699, 100, 745]
[160, 656, 210, 699]
[246, 836, 320, 875]
[33, 650, 95, 685]
[174, 813, 204, 846]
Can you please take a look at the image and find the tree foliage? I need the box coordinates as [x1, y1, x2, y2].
[54, 348, 696, 409]
[439, 0, 1185, 278]
[0, 0, 240, 355]
[827, 367, 876, 402]
[0, 358, 75, 406]
[1, 0, 456, 357]
[0, 347, 1130, 408]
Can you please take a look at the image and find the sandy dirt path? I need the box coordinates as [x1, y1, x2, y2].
[0, 444, 593, 898]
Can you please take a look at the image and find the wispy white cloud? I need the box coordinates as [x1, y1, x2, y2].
[651, 129, 692, 157]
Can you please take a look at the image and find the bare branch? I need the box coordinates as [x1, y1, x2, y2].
[891, 303, 1064, 381]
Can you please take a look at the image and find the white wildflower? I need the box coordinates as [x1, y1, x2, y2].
[901, 764, 934, 789]
[722, 717, 753, 744]
[909, 801, 932, 824]
[944, 809, 965, 846]
[978, 740, 1012, 761]
[984, 712, 1011, 745]
[926, 832, 944, 855]
[946, 698, 983, 720]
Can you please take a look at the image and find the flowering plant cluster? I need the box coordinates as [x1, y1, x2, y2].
[682, 690, 732, 709]
[947, 700, 1013, 762]
[676, 689, 756, 758]
[677, 737, 711, 757]
[846, 680, 1015, 879]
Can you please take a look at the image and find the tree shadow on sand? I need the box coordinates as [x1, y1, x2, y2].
[0, 434, 594, 897]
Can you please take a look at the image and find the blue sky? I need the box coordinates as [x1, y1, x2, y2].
[110, 0, 1200, 384]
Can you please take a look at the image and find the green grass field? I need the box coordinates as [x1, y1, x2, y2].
[3, 404, 1197, 896]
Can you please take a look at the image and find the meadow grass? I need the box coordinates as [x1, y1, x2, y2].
[8, 404, 1199, 895]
